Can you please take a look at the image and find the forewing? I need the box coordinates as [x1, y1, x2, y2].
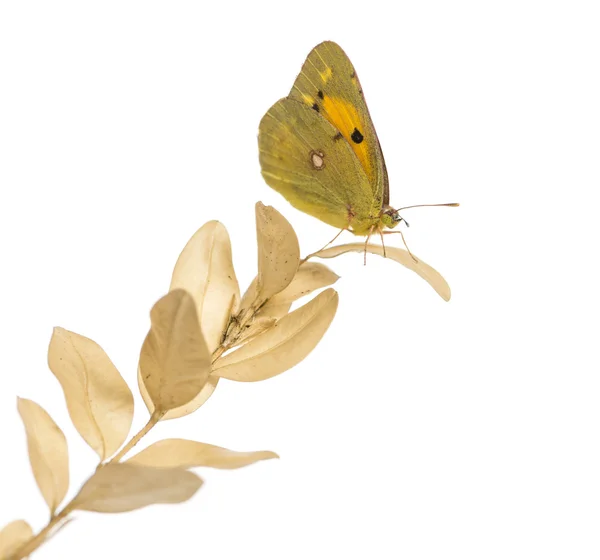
[258, 97, 376, 230]
[289, 41, 389, 206]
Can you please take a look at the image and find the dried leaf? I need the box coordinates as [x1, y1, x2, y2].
[138, 369, 219, 421]
[0, 520, 33, 559]
[127, 439, 279, 470]
[170, 221, 240, 353]
[253, 202, 300, 306]
[312, 243, 451, 301]
[238, 277, 260, 314]
[258, 262, 340, 319]
[213, 288, 338, 382]
[139, 290, 211, 413]
[48, 327, 134, 460]
[234, 316, 277, 346]
[72, 463, 202, 513]
[17, 398, 69, 515]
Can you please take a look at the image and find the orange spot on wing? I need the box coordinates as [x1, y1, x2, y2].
[321, 96, 374, 182]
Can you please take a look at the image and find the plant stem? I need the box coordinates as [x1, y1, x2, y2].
[218, 306, 256, 356]
[8, 503, 74, 560]
[108, 410, 164, 464]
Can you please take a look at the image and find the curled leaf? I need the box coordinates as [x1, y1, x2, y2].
[0, 520, 33, 559]
[213, 288, 338, 382]
[253, 202, 300, 306]
[47, 327, 134, 460]
[170, 221, 240, 353]
[72, 463, 202, 513]
[258, 262, 339, 319]
[311, 243, 451, 301]
[127, 439, 279, 470]
[17, 398, 69, 515]
[139, 290, 211, 413]
[138, 369, 219, 421]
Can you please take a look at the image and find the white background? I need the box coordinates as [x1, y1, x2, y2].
[1, 1, 599, 558]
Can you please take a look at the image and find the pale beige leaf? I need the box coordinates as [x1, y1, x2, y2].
[17, 398, 69, 515]
[254, 202, 300, 305]
[238, 277, 259, 315]
[127, 438, 278, 470]
[213, 288, 338, 381]
[139, 290, 211, 413]
[72, 463, 202, 513]
[138, 368, 219, 421]
[312, 243, 451, 301]
[259, 262, 340, 319]
[170, 221, 240, 353]
[48, 327, 134, 460]
[0, 520, 33, 559]
[234, 316, 277, 347]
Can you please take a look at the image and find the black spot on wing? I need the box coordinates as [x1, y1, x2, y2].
[351, 128, 364, 144]
[333, 131, 343, 141]
[312, 103, 320, 112]
[317, 90, 324, 99]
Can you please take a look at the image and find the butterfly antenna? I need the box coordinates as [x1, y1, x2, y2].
[396, 202, 460, 211]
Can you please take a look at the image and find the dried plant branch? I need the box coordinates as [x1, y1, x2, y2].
[3, 202, 451, 560]
[7, 288, 278, 560]
[6, 297, 271, 560]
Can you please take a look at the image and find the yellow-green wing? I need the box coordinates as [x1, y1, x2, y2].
[288, 41, 390, 207]
[258, 97, 377, 233]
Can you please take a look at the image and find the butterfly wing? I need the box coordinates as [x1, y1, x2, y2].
[258, 97, 377, 233]
[288, 41, 390, 207]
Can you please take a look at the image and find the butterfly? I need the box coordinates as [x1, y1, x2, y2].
[258, 41, 457, 258]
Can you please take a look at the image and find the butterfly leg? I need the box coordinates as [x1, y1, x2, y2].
[378, 228, 387, 258]
[382, 230, 418, 263]
[315, 227, 346, 255]
[300, 221, 351, 265]
[364, 225, 376, 266]
[306, 207, 354, 260]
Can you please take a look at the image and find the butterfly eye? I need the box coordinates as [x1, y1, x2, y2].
[395, 213, 410, 227]
[381, 209, 407, 229]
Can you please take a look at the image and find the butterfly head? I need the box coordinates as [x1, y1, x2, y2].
[381, 206, 409, 229]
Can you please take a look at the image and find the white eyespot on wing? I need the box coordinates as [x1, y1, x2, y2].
[310, 150, 325, 170]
